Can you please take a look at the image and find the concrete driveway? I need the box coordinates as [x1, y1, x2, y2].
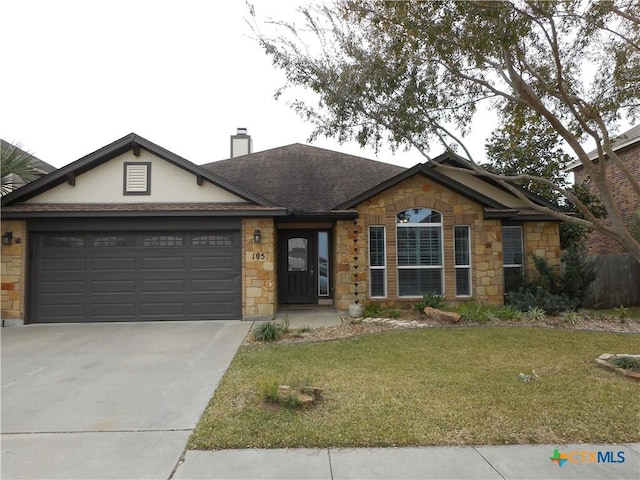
[1, 321, 250, 479]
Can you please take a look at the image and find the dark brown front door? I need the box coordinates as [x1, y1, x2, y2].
[279, 230, 316, 304]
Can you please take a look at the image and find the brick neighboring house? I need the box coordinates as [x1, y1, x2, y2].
[1, 132, 564, 324]
[567, 125, 640, 255]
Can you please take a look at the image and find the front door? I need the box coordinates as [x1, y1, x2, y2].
[279, 230, 316, 304]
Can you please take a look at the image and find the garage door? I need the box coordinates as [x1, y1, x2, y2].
[30, 230, 241, 323]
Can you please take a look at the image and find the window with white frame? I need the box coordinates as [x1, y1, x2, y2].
[396, 208, 443, 296]
[502, 226, 524, 293]
[454, 225, 472, 296]
[368, 226, 386, 297]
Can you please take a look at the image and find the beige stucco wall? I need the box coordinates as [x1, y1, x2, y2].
[27, 150, 246, 204]
[334, 175, 561, 310]
[242, 218, 277, 320]
[1, 220, 27, 324]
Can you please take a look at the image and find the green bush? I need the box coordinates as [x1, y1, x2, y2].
[455, 302, 496, 324]
[506, 245, 597, 314]
[364, 302, 405, 319]
[386, 308, 403, 319]
[524, 306, 546, 322]
[364, 302, 384, 317]
[506, 287, 578, 315]
[253, 322, 284, 342]
[560, 245, 598, 304]
[257, 376, 280, 403]
[495, 305, 524, 321]
[414, 293, 446, 313]
[560, 310, 581, 325]
[614, 305, 628, 320]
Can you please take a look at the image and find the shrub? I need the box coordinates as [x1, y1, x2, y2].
[614, 305, 628, 320]
[364, 302, 384, 317]
[506, 246, 597, 314]
[281, 315, 291, 334]
[560, 245, 598, 304]
[561, 310, 581, 325]
[455, 302, 496, 324]
[506, 287, 578, 315]
[524, 306, 546, 322]
[611, 355, 640, 372]
[257, 376, 280, 403]
[365, 302, 405, 319]
[386, 308, 403, 319]
[414, 293, 446, 313]
[495, 305, 524, 321]
[253, 322, 284, 342]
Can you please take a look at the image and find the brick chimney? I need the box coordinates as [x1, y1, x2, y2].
[230, 127, 253, 158]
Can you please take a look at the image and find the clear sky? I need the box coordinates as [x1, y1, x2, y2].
[2, 0, 503, 169]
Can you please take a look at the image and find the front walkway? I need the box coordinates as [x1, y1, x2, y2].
[274, 306, 344, 329]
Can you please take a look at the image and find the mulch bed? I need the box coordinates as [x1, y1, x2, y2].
[243, 313, 640, 346]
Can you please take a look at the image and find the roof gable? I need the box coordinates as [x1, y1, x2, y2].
[1, 134, 278, 207]
[337, 152, 563, 218]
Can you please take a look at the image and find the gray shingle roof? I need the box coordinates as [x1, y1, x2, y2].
[202, 144, 406, 212]
[566, 124, 640, 169]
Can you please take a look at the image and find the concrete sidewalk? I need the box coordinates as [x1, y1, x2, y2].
[173, 443, 640, 480]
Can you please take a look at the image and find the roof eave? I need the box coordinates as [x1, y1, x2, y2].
[0, 207, 289, 219]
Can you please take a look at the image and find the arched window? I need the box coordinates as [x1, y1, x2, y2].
[396, 208, 443, 296]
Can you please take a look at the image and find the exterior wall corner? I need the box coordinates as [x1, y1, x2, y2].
[242, 218, 276, 320]
[1, 220, 27, 325]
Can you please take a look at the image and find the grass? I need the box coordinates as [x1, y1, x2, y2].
[189, 327, 640, 450]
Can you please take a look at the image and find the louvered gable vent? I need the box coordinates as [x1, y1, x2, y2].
[124, 162, 150, 195]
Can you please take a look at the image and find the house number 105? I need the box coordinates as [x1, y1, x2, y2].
[252, 253, 266, 260]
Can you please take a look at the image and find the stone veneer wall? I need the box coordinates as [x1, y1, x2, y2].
[242, 218, 276, 320]
[524, 222, 561, 280]
[334, 176, 561, 311]
[334, 219, 355, 311]
[1, 220, 27, 324]
[335, 176, 504, 310]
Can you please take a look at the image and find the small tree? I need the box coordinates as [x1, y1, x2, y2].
[1, 141, 39, 195]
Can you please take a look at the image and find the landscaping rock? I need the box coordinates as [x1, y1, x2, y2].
[424, 307, 461, 324]
[277, 385, 323, 407]
[594, 355, 640, 382]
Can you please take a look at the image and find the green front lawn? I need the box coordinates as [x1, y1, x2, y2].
[189, 327, 639, 449]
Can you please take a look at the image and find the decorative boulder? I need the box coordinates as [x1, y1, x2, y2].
[424, 307, 461, 324]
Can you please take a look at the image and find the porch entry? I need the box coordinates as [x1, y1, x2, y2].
[278, 229, 331, 305]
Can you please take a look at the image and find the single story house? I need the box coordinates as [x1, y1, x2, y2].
[1, 132, 561, 324]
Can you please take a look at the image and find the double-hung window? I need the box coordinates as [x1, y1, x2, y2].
[454, 226, 472, 296]
[502, 226, 524, 293]
[368, 226, 386, 297]
[396, 208, 443, 296]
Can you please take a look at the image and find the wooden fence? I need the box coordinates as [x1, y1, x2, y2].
[584, 254, 640, 308]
